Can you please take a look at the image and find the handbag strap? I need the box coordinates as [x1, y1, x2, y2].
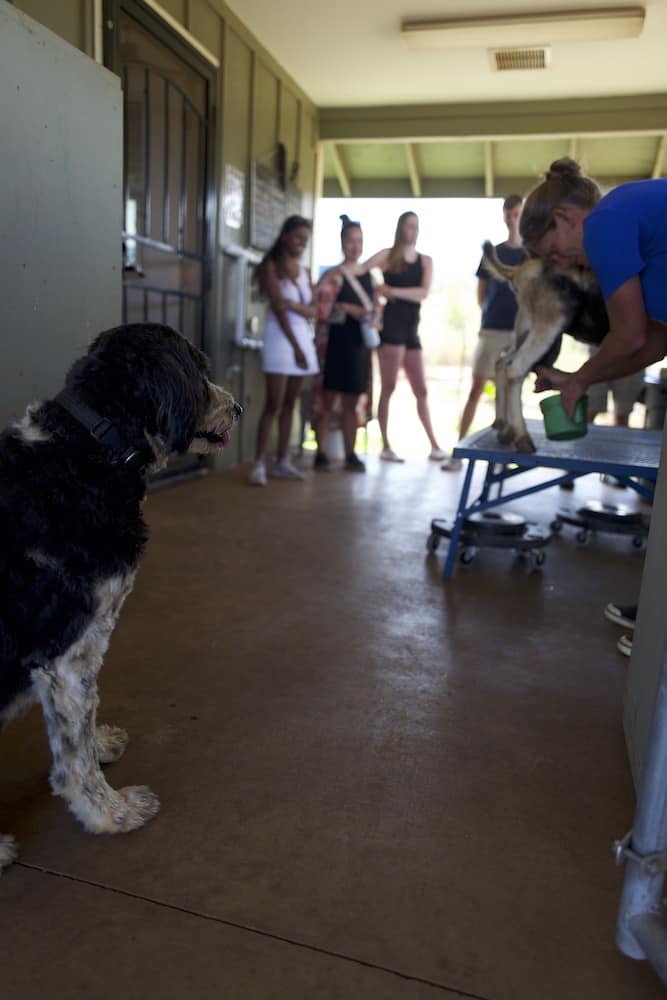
[340, 266, 373, 313]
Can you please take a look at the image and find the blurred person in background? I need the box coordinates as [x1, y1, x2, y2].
[441, 194, 525, 471]
[312, 214, 376, 473]
[360, 211, 447, 463]
[248, 216, 318, 486]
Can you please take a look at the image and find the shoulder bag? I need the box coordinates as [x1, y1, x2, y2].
[340, 267, 381, 349]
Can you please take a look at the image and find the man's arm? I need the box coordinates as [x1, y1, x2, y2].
[557, 276, 667, 415]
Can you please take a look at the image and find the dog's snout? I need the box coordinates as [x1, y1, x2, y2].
[233, 401, 243, 420]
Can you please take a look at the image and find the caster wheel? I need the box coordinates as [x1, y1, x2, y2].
[576, 530, 589, 544]
[460, 548, 475, 565]
[632, 536, 645, 550]
[550, 519, 563, 533]
[426, 533, 440, 553]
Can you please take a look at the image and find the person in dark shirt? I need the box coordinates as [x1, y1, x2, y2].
[312, 214, 375, 472]
[441, 194, 524, 471]
[360, 211, 446, 463]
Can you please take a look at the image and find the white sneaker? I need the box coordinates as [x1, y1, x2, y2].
[248, 461, 267, 486]
[441, 456, 462, 471]
[380, 448, 405, 463]
[429, 447, 449, 461]
[271, 459, 305, 480]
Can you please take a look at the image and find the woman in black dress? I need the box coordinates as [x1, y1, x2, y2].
[313, 215, 374, 472]
[361, 211, 446, 463]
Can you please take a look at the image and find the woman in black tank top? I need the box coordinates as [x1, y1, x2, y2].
[358, 212, 446, 463]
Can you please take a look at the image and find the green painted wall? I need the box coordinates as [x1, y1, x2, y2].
[10, 0, 320, 466]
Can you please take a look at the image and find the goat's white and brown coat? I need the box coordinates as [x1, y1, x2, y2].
[481, 242, 608, 452]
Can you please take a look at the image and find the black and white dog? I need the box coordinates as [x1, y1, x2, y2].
[0, 323, 241, 872]
[481, 241, 609, 452]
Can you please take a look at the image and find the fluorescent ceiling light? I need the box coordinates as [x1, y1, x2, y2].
[401, 6, 645, 49]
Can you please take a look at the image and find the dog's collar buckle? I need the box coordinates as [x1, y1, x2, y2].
[89, 417, 115, 445]
[119, 448, 148, 472]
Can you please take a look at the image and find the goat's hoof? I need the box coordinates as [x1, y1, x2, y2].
[96, 724, 129, 764]
[497, 427, 516, 445]
[515, 434, 536, 453]
[492, 418, 506, 431]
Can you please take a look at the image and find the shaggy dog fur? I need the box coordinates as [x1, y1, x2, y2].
[0, 323, 241, 872]
[481, 241, 609, 452]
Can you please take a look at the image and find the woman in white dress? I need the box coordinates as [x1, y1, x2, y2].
[248, 216, 319, 485]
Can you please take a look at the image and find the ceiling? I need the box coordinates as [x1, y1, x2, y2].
[224, 0, 667, 197]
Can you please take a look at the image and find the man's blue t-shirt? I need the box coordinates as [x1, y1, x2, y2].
[476, 243, 526, 330]
[583, 178, 667, 324]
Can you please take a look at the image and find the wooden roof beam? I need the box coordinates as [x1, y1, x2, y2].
[405, 143, 422, 197]
[484, 141, 495, 197]
[652, 135, 666, 178]
[330, 143, 352, 197]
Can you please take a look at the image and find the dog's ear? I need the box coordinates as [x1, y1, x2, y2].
[144, 349, 210, 453]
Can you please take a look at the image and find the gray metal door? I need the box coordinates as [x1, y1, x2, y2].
[105, 1, 215, 352]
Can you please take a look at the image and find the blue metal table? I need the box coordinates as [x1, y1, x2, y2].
[438, 420, 662, 580]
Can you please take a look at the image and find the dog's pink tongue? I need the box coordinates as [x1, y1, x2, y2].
[221, 430, 230, 447]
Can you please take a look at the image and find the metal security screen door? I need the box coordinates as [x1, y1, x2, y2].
[104, 1, 215, 352]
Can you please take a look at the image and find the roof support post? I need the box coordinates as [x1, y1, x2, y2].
[484, 141, 495, 197]
[652, 135, 666, 178]
[330, 143, 352, 197]
[405, 143, 422, 197]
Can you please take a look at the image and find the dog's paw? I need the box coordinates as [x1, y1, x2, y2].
[96, 724, 129, 764]
[515, 434, 536, 453]
[0, 835, 19, 873]
[69, 781, 160, 834]
[109, 785, 161, 833]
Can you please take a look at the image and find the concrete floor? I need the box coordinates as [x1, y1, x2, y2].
[1, 453, 662, 999]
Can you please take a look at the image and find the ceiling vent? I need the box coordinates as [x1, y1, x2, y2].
[490, 46, 552, 71]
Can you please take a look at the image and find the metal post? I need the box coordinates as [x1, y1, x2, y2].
[616, 647, 667, 985]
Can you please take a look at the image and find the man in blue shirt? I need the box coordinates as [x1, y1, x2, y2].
[519, 161, 667, 418]
[520, 160, 667, 657]
[441, 194, 524, 471]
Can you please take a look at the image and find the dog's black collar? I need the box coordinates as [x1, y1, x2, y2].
[54, 389, 152, 473]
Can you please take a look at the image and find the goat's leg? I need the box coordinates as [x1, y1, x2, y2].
[494, 317, 523, 439]
[504, 322, 563, 386]
[504, 322, 564, 452]
[506, 372, 535, 452]
[493, 355, 509, 434]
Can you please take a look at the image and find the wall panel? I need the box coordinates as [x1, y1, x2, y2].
[12, 0, 85, 49]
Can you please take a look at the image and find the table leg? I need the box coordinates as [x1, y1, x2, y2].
[443, 460, 476, 581]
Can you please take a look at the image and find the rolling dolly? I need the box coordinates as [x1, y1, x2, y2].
[430, 421, 660, 581]
[551, 500, 650, 549]
[428, 510, 551, 570]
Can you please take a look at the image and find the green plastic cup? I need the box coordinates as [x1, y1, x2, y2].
[539, 393, 588, 441]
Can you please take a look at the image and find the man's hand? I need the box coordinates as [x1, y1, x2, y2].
[534, 365, 569, 393]
[559, 374, 589, 419]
